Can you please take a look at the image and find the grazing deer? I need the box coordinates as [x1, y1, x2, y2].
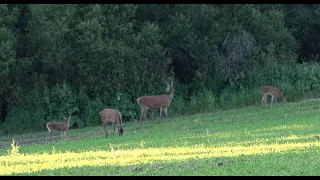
[99, 109, 124, 138]
[46, 116, 71, 144]
[261, 85, 287, 107]
[137, 81, 174, 121]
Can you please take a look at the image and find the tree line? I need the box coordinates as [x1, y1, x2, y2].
[1, 4, 320, 135]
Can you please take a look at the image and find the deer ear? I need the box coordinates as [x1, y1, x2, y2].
[171, 80, 173, 86]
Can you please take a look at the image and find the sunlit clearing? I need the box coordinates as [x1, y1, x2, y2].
[1, 141, 319, 175]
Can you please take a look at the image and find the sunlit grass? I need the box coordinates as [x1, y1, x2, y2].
[1, 141, 319, 175]
[1, 99, 320, 175]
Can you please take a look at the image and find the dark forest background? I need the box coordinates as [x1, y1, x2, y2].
[1, 4, 320, 135]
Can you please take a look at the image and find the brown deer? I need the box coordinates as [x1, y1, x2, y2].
[261, 85, 287, 107]
[137, 81, 174, 121]
[99, 109, 124, 138]
[46, 116, 71, 144]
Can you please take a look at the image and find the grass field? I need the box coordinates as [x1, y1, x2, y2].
[0, 99, 320, 176]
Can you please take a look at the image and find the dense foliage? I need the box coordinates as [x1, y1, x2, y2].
[1, 4, 320, 135]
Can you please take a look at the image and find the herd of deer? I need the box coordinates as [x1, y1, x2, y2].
[45, 82, 286, 144]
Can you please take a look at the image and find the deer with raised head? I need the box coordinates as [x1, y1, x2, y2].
[261, 85, 287, 107]
[46, 116, 71, 144]
[137, 80, 174, 121]
[99, 109, 124, 138]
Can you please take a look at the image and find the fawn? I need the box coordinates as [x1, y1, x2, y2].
[261, 85, 287, 107]
[46, 116, 71, 143]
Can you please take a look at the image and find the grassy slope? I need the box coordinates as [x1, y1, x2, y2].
[0, 99, 320, 176]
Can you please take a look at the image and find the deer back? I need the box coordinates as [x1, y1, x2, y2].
[46, 116, 71, 132]
[261, 86, 280, 95]
[137, 94, 173, 109]
[100, 109, 122, 125]
[261, 85, 287, 102]
[137, 81, 174, 109]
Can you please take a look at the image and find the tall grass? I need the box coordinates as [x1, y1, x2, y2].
[0, 98, 319, 175]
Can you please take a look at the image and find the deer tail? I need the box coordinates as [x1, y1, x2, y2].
[46, 122, 51, 132]
[136, 97, 141, 104]
[137, 97, 143, 109]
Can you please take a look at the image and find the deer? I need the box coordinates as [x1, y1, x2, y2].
[261, 85, 287, 107]
[137, 80, 174, 121]
[99, 109, 124, 138]
[46, 116, 71, 144]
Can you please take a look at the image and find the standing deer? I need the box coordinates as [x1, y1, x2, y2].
[46, 116, 71, 144]
[137, 81, 174, 121]
[99, 109, 124, 138]
[261, 85, 287, 107]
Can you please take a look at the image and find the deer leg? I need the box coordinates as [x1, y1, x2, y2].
[159, 108, 163, 120]
[164, 108, 168, 119]
[118, 125, 123, 136]
[51, 131, 54, 142]
[271, 96, 274, 107]
[46, 131, 53, 144]
[103, 123, 108, 138]
[140, 107, 144, 121]
[262, 94, 266, 106]
[63, 131, 68, 141]
[143, 108, 148, 121]
[50, 130, 55, 143]
[113, 122, 115, 136]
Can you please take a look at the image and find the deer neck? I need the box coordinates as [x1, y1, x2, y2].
[168, 88, 174, 99]
[66, 119, 70, 128]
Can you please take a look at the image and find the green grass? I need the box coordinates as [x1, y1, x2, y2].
[0, 99, 320, 176]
